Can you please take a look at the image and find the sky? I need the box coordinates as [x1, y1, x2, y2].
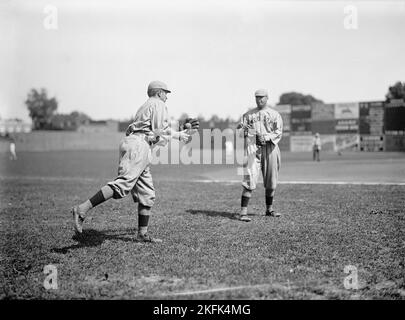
[0, 0, 404, 122]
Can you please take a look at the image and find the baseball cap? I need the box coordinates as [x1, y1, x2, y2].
[148, 80, 171, 93]
[255, 89, 268, 97]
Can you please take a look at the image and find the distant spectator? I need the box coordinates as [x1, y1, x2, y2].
[313, 133, 321, 162]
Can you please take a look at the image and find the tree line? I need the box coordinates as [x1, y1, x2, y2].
[25, 88, 91, 130]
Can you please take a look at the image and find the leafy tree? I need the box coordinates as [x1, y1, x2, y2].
[25, 88, 58, 130]
[49, 114, 73, 130]
[50, 111, 92, 130]
[209, 114, 221, 123]
[178, 113, 190, 121]
[278, 92, 323, 106]
[69, 111, 92, 127]
[386, 81, 405, 101]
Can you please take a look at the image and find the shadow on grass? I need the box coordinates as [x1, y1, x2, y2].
[51, 228, 136, 254]
[186, 209, 238, 220]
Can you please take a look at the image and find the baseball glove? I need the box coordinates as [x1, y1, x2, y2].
[180, 118, 200, 131]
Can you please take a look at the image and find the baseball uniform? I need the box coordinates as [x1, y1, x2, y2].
[313, 134, 321, 161]
[107, 96, 169, 207]
[241, 105, 283, 192]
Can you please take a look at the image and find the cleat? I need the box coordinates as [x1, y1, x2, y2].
[135, 233, 163, 243]
[234, 214, 252, 222]
[265, 210, 280, 217]
[71, 206, 85, 234]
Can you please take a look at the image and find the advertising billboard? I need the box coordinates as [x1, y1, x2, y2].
[335, 119, 359, 134]
[384, 99, 405, 135]
[334, 102, 359, 120]
[336, 134, 359, 151]
[290, 135, 313, 152]
[291, 105, 311, 134]
[359, 101, 384, 135]
[318, 134, 336, 151]
[312, 120, 336, 135]
[385, 134, 405, 151]
[311, 103, 334, 121]
[360, 135, 384, 152]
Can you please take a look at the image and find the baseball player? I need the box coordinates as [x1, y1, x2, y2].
[235, 89, 283, 222]
[6, 133, 17, 160]
[313, 133, 321, 161]
[71, 81, 196, 243]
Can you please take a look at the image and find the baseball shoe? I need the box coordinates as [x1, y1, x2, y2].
[265, 210, 280, 217]
[71, 206, 85, 234]
[135, 233, 163, 243]
[234, 214, 252, 222]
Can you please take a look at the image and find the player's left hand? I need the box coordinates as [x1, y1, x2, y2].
[256, 134, 266, 146]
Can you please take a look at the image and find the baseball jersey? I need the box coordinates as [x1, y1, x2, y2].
[241, 105, 283, 145]
[313, 136, 321, 150]
[127, 97, 170, 136]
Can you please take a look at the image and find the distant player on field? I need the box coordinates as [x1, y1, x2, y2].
[313, 133, 321, 162]
[71, 81, 194, 243]
[6, 133, 17, 160]
[235, 89, 283, 222]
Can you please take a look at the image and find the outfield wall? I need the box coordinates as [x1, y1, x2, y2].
[0, 131, 123, 152]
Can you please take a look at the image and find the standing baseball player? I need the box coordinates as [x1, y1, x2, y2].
[9, 135, 17, 161]
[71, 81, 197, 243]
[235, 89, 283, 222]
[313, 132, 321, 161]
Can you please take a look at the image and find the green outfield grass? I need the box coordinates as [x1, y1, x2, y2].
[0, 151, 404, 299]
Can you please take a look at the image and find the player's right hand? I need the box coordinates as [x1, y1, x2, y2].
[179, 130, 191, 143]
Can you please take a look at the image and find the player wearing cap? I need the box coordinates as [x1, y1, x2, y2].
[235, 89, 283, 222]
[71, 81, 191, 243]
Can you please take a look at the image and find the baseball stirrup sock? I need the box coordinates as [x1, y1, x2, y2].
[266, 196, 273, 206]
[138, 205, 151, 235]
[241, 196, 250, 208]
[138, 215, 150, 235]
[89, 190, 106, 208]
[138, 214, 150, 227]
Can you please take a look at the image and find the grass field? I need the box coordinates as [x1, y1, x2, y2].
[1, 150, 404, 299]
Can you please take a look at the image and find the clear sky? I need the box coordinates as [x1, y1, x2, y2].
[1, 0, 404, 122]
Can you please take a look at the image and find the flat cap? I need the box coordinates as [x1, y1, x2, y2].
[148, 80, 171, 93]
[254, 89, 268, 97]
